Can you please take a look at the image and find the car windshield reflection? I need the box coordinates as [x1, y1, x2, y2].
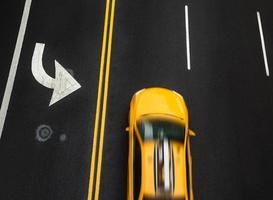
[137, 117, 185, 142]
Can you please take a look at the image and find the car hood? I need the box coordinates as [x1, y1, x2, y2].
[134, 88, 188, 121]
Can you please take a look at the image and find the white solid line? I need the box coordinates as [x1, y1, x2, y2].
[0, 0, 32, 139]
[257, 11, 270, 77]
[185, 5, 191, 70]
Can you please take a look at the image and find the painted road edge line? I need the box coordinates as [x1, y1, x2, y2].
[185, 5, 191, 70]
[257, 11, 270, 77]
[0, 0, 32, 139]
[87, 0, 111, 198]
[94, 0, 116, 199]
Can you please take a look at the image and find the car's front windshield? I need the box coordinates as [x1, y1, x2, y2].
[137, 117, 185, 142]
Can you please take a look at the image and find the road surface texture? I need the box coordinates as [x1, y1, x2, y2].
[0, 0, 273, 200]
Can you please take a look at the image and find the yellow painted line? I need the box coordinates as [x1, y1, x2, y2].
[87, 0, 111, 198]
[94, 0, 116, 199]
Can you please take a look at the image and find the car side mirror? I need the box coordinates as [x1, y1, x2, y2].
[125, 127, 129, 133]
[189, 129, 196, 137]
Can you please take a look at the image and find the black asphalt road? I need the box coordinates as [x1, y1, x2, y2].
[1, 0, 273, 200]
[0, 0, 25, 102]
[0, 0, 105, 199]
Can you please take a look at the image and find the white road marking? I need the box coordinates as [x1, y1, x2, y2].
[257, 11, 270, 77]
[32, 43, 81, 106]
[185, 5, 191, 70]
[0, 0, 32, 139]
[32, 43, 54, 88]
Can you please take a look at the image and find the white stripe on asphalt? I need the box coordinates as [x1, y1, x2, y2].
[0, 0, 32, 139]
[185, 5, 191, 70]
[257, 11, 270, 77]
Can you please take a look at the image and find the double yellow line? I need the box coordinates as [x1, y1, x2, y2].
[87, 0, 116, 199]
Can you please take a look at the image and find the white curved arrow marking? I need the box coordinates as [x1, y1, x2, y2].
[32, 43, 81, 106]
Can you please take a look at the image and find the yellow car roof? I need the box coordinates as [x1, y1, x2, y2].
[141, 141, 186, 198]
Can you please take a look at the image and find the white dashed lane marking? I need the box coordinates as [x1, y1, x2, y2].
[257, 11, 270, 77]
[185, 5, 191, 71]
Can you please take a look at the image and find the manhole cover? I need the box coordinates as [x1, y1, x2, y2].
[36, 125, 53, 142]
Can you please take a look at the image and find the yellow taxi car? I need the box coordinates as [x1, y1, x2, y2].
[126, 87, 195, 200]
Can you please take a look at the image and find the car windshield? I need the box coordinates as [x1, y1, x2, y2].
[137, 117, 185, 142]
